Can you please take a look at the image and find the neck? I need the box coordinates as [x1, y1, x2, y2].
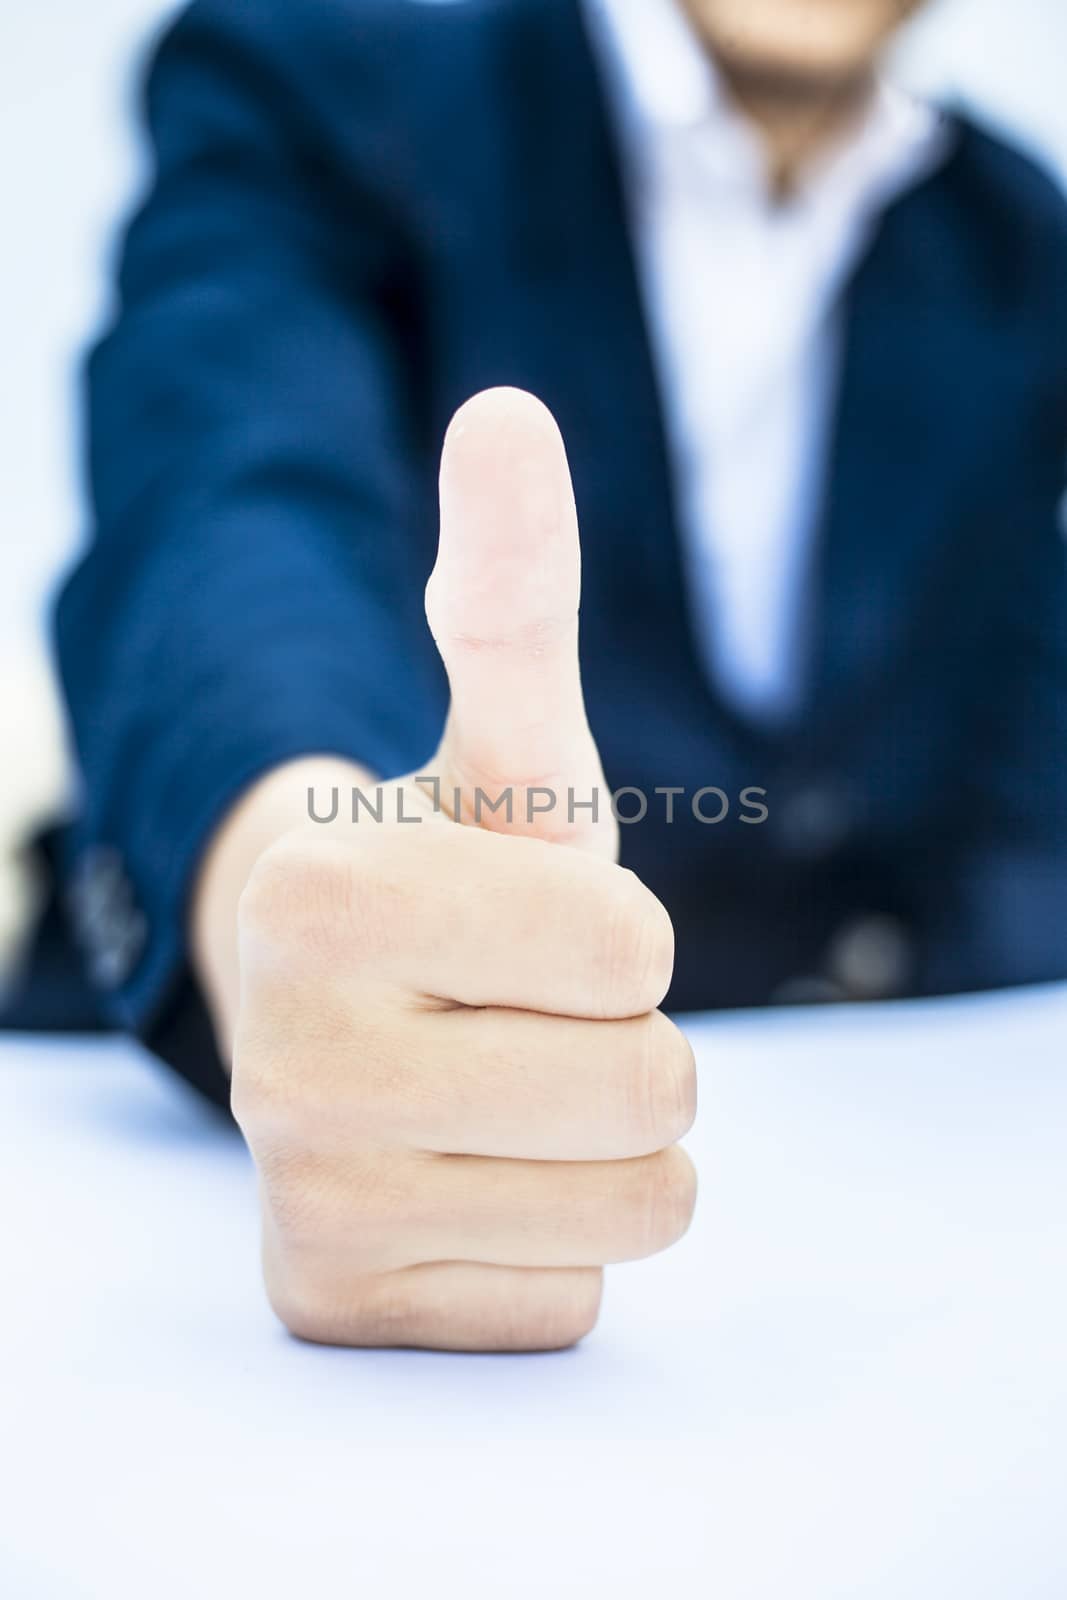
[713, 61, 877, 198]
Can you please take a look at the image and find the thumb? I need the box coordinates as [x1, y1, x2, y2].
[424, 387, 615, 856]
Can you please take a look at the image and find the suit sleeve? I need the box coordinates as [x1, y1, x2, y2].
[54, 1, 443, 1104]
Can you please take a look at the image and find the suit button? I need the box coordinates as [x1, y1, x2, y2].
[67, 846, 147, 990]
[776, 783, 851, 860]
[87, 908, 148, 990]
[826, 914, 912, 1000]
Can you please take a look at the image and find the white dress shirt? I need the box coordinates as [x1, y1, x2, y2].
[583, 0, 948, 721]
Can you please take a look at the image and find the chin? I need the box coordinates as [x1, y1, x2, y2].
[681, 0, 916, 89]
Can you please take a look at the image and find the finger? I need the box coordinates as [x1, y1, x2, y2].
[269, 1257, 604, 1352]
[425, 387, 612, 851]
[262, 1145, 696, 1274]
[239, 823, 675, 1020]
[394, 1006, 696, 1159]
[293, 1006, 696, 1161]
[413, 1144, 698, 1269]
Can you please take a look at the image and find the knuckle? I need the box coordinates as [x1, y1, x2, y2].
[238, 828, 407, 969]
[262, 1147, 405, 1257]
[601, 872, 675, 1016]
[337, 1275, 421, 1347]
[627, 1146, 698, 1257]
[229, 1021, 316, 1138]
[229, 1027, 283, 1134]
[260, 1149, 340, 1247]
[264, 1253, 343, 1344]
[258, 1155, 412, 1340]
[270, 1265, 414, 1348]
[228, 1048, 266, 1134]
[628, 1012, 698, 1149]
[237, 831, 317, 944]
[233, 1004, 406, 1146]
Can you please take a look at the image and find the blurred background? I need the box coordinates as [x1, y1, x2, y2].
[2, 0, 1067, 996]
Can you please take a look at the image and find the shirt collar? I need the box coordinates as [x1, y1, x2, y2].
[585, 0, 719, 131]
[584, 0, 948, 204]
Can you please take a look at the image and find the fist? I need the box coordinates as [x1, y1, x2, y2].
[230, 390, 698, 1350]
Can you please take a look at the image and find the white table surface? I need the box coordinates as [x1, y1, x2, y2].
[2, 986, 1065, 1599]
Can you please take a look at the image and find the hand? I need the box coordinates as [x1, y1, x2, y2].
[220, 388, 697, 1350]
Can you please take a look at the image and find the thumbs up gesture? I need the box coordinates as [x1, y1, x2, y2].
[230, 390, 697, 1350]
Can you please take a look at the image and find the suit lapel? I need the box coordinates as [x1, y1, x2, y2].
[808, 123, 995, 729]
[507, 0, 729, 725]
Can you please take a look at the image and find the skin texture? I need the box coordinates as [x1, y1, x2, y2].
[194, 390, 697, 1351]
[678, 0, 927, 191]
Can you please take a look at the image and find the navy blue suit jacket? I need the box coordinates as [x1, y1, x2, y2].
[54, 0, 1067, 1105]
